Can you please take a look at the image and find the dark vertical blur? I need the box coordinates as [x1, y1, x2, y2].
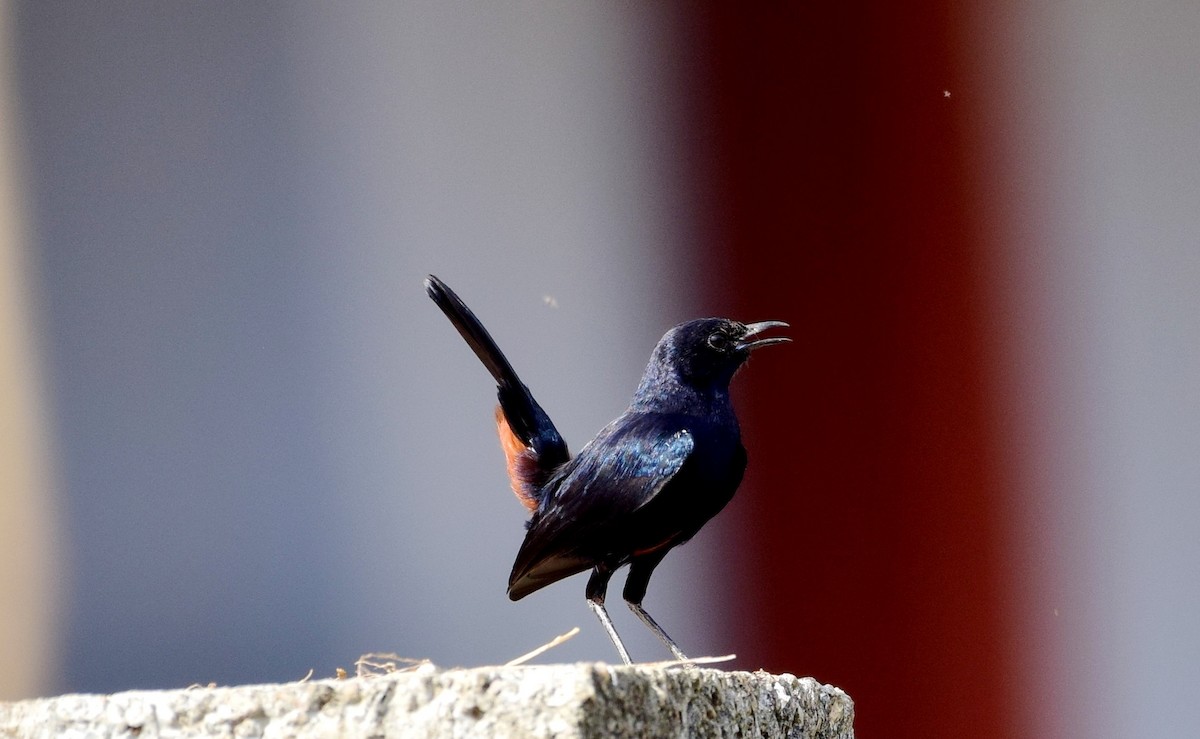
[690, 5, 1018, 736]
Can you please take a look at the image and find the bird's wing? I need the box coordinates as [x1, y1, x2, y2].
[425, 275, 570, 510]
[507, 415, 695, 599]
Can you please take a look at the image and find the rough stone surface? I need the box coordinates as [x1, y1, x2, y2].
[0, 663, 853, 738]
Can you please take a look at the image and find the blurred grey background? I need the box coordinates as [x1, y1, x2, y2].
[7, 2, 719, 691]
[1, 2, 1198, 738]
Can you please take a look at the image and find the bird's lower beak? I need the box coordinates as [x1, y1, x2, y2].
[737, 321, 791, 352]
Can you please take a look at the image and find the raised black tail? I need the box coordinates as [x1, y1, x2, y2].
[425, 275, 569, 499]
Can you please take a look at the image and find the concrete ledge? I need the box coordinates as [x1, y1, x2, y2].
[0, 663, 854, 738]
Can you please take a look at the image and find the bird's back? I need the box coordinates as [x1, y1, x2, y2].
[507, 406, 746, 600]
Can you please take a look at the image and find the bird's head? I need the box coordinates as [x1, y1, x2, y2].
[639, 318, 790, 398]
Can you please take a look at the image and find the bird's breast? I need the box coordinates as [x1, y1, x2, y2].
[632, 427, 745, 543]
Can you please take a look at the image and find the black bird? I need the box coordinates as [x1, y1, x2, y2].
[425, 275, 788, 663]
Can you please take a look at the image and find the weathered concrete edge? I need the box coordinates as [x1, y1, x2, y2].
[0, 663, 854, 738]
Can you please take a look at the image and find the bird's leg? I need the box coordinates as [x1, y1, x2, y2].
[628, 603, 688, 662]
[624, 553, 690, 662]
[586, 565, 633, 665]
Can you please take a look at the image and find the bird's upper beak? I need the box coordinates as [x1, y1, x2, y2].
[736, 321, 791, 352]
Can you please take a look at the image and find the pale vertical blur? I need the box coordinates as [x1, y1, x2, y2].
[0, 0, 60, 700]
[978, 1, 1200, 736]
[10, 2, 707, 695]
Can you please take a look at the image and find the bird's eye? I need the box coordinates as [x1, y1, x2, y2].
[707, 332, 732, 351]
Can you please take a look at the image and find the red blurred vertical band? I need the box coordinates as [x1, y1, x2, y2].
[687, 4, 1020, 736]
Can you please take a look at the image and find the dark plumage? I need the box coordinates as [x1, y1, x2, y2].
[425, 275, 788, 663]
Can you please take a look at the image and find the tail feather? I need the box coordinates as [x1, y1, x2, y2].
[425, 275, 569, 500]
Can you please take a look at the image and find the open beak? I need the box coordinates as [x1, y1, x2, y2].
[736, 320, 791, 352]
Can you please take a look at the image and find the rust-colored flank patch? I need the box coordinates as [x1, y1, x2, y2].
[495, 406, 539, 511]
